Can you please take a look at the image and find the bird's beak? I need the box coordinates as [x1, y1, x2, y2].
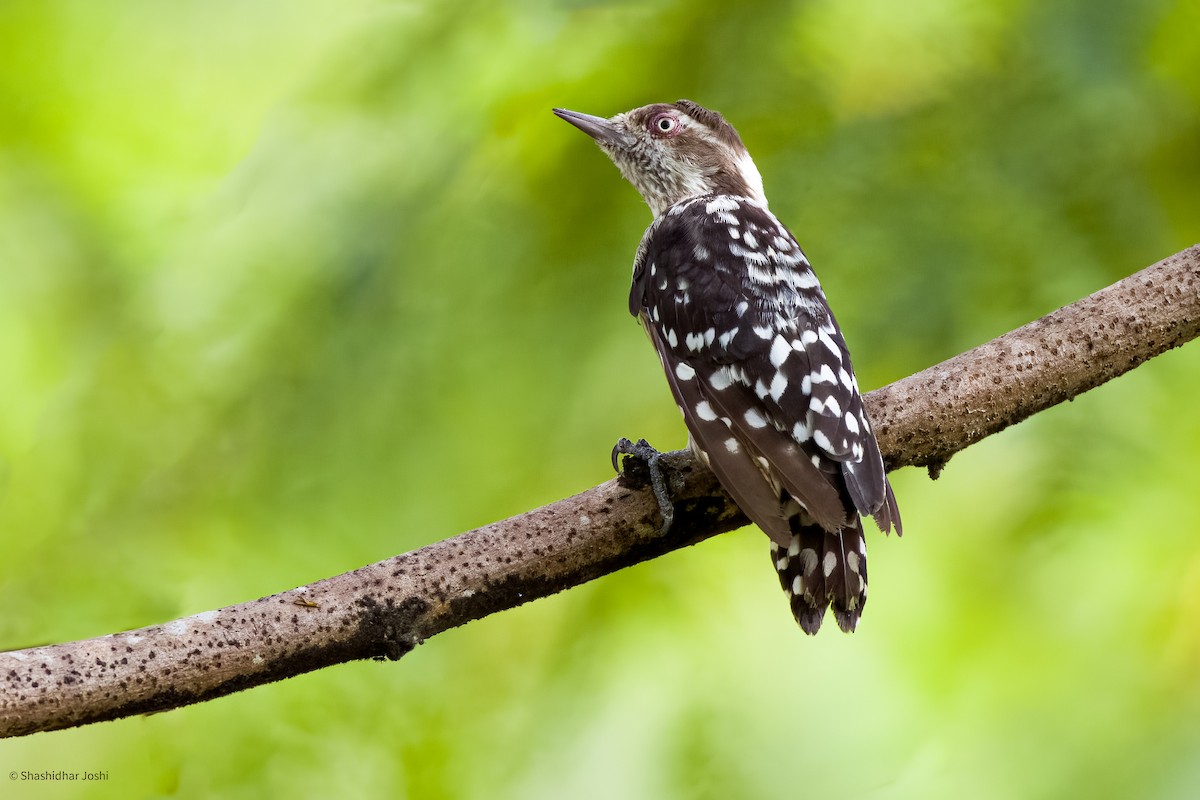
[553, 108, 624, 146]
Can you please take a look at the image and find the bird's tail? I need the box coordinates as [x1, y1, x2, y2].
[771, 517, 868, 634]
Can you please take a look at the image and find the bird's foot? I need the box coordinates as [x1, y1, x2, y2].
[612, 437, 675, 535]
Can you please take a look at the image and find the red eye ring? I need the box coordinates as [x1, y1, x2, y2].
[650, 113, 680, 137]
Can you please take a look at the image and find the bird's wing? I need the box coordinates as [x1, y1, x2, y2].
[631, 196, 898, 537]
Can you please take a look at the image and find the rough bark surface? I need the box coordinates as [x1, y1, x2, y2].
[2, 244, 1197, 738]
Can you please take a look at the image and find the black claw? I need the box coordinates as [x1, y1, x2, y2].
[611, 437, 633, 473]
[611, 437, 675, 535]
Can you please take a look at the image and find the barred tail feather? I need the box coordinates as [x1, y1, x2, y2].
[828, 517, 869, 632]
[772, 517, 868, 635]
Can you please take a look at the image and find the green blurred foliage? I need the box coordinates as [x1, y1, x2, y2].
[1, 0, 1198, 797]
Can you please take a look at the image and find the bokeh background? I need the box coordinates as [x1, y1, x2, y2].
[2, 0, 1199, 797]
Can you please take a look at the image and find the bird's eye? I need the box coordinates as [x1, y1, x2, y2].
[651, 114, 680, 136]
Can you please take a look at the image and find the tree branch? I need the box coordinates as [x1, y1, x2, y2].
[2, 245, 1197, 738]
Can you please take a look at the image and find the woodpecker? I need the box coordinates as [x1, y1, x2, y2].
[553, 100, 902, 634]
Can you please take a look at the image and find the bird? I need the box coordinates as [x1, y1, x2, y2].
[553, 99, 901, 634]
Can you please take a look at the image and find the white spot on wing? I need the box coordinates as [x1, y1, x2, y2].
[744, 409, 768, 429]
[794, 270, 820, 289]
[675, 362, 695, 381]
[812, 364, 837, 384]
[769, 336, 791, 367]
[823, 551, 837, 577]
[769, 371, 787, 402]
[695, 401, 718, 421]
[818, 328, 841, 356]
[741, 249, 769, 267]
[748, 265, 778, 283]
[709, 367, 733, 391]
[705, 196, 741, 214]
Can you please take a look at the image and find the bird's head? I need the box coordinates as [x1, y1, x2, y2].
[553, 99, 766, 218]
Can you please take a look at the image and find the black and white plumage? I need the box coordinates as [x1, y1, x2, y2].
[554, 100, 901, 634]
